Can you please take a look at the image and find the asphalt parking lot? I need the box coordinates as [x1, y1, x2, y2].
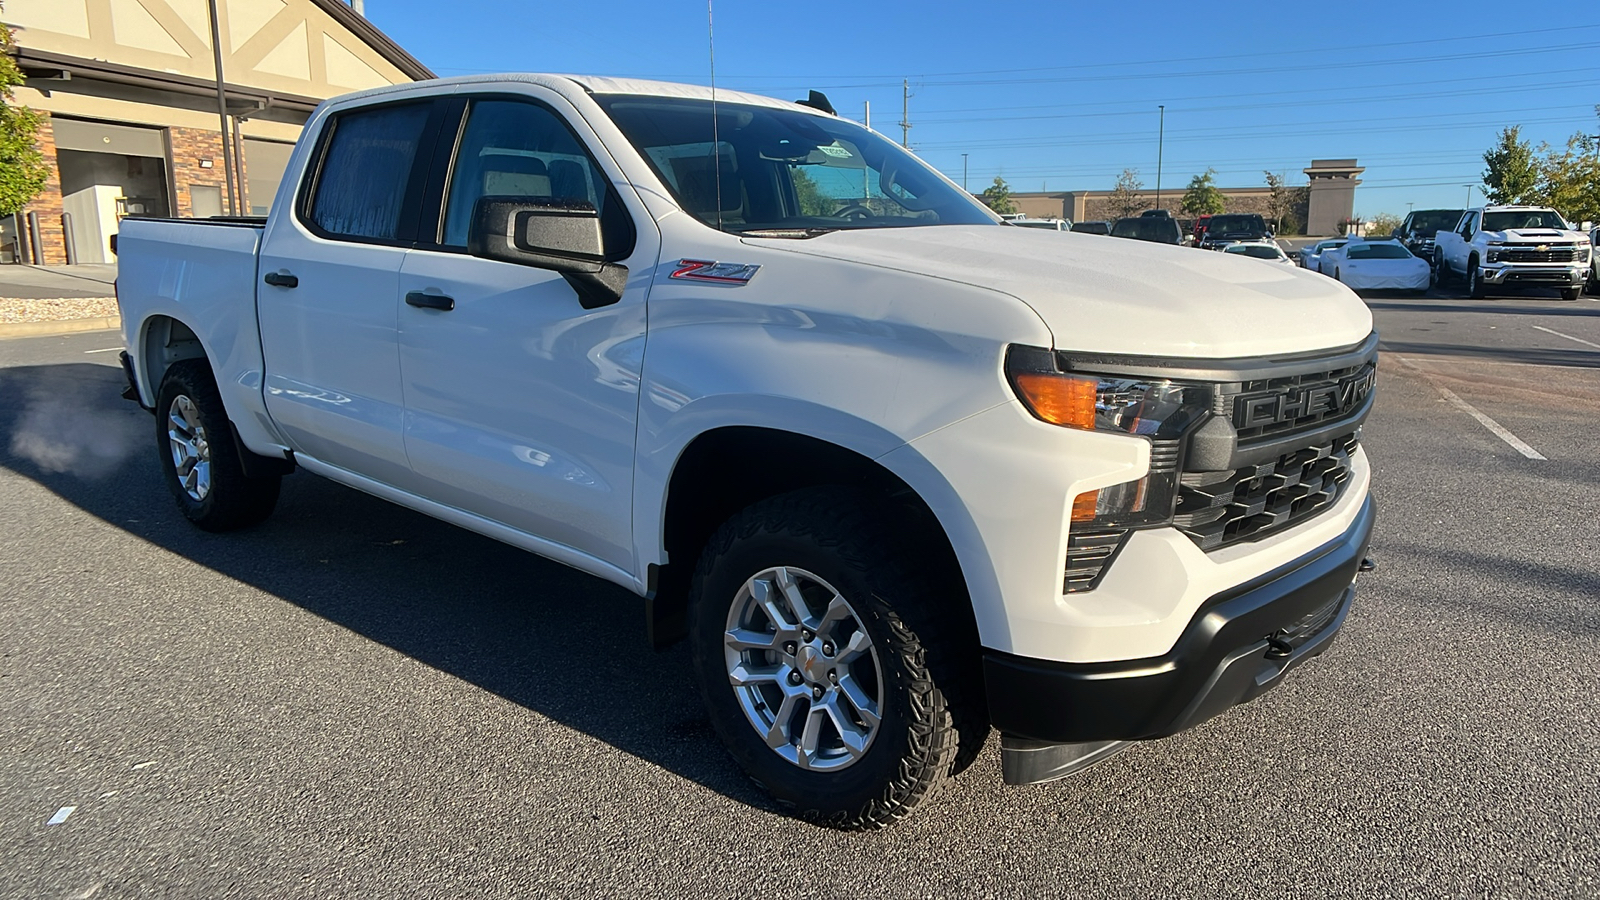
[2, 279, 1597, 898]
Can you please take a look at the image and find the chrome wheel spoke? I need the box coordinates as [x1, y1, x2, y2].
[834, 673, 881, 729]
[820, 694, 870, 759]
[166, 394, 212, 502]
[728, 663, 783, 686]
[724, 627, 778, 652]
[817, 593, 851, 633]
[797, 701, 829, 767]
[763, 690, 803, 749]
[774, 567, 817, 630]
[835, 629, 874, 666]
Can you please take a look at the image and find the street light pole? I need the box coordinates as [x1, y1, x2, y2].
[962, 153, 969, 192]
[1463, 184, 1474, 207]
[1155, 105, 1165, 211]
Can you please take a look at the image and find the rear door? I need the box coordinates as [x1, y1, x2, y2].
[393, 91, 658, 569]
[256, 98, 445, 485]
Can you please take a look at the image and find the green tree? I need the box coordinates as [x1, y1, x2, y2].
[790, 167, 836, 217]
[1534, 108, 1600, 225]
[0, 5, 50, 216]
[1107, 168, 1144, 219]
[1366, 212, 1403, 237]
[1181, 168, 1226, 216]
[980, 176, 1017, 215]
[1264, 171, 1295, 233]
[1481, 126, 1540, 206]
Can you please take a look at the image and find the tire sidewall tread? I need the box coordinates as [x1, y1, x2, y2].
[155, 359, 280, 532]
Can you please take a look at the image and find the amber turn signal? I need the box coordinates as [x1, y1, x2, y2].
[1012, 372, 1097, 430]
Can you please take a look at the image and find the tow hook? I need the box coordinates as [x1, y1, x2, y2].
[1358, 556, 1377, 573]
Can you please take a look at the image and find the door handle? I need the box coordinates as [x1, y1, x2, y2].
[263, 271, 298, 288]
[405, 291, 455, 311]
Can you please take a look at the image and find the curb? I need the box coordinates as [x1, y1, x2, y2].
[0, 316, 121, 340]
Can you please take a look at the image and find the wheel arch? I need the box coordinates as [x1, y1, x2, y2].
[645, 425, 980, 651]
[137, 314, 209, 405]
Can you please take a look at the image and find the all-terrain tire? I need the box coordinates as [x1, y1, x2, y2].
[1467, 257, 1487, 299]
[1560, 287, 1581, 301]
[1433, 250, 1452, 287]
[688, 487, 986, 830]
[155, 359, 280, 532]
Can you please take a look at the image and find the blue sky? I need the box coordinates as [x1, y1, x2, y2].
[371, 1, 1600, 220]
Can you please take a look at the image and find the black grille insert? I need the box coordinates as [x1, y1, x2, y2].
[1224, 364, 1375, 443]
[1064, 530, 1127, 593]
[1175, 433, 1358, 552]
[1496, 247, 1577, 263]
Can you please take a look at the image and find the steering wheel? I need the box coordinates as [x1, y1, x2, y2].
[833, 204, 875, 222]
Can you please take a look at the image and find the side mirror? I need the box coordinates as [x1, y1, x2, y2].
[468, 197, 627, 309]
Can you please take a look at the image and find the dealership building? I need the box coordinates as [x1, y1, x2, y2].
[1007, 159, 1365, 236]
[2, 0, 431, 265]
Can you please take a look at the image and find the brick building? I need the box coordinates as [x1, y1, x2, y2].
[2, 0, 431, 264]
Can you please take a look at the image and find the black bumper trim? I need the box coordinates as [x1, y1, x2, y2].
[984, 495, 1374, 743]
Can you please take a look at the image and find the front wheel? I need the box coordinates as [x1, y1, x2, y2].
[1433, 251, 1452, 286]
[1467, 259, 1487, 299]
[156, 359, 281, 531]
[1560, 287, 1581, 301]
[688, 488, 984, 830]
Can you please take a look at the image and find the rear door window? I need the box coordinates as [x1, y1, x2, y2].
[305, 102, 433, 242]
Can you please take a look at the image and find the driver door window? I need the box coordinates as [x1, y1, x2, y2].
[438, 99, 633, 259]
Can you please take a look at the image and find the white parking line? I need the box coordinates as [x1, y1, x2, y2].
[83, 347, 122, 354]
[1531, 324, 1600, 350]
[1393, 357, 1547, 460]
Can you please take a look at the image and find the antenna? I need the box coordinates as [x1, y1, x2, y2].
[708, 0, 722, 232]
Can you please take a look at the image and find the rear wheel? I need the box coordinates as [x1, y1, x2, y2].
[688, 488, 984, 830]
[156, 359, 280, 531]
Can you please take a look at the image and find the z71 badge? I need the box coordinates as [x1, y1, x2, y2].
[670, 259, 761, 284]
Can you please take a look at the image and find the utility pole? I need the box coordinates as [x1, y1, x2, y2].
[899, 79, 911, 148]
[205, 0, 237, 215]
[962, 153, 969, 192]
[1155, 105, 1165, 212]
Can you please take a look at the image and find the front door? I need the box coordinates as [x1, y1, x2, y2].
[396, 94, 657, 570]
[257, 99, 437, 486]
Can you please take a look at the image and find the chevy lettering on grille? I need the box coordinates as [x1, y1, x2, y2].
[1233, 366, 1375, 430]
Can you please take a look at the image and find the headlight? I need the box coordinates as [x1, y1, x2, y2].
[1487, 249, 1501, 262]
[1577, 244, 1591, 263]
[1006, 347, 1211, 528]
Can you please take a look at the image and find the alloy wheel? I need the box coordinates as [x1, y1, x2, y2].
[166, 394, 212, 502]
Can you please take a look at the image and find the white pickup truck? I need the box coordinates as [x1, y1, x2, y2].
[1432, 205, 1591, 300]
[114, 74, 1376, 829]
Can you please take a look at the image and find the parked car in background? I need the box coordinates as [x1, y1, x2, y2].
[1199, 214, 1272, 250]
[1070, 220, 1111, 235]
[1223, 241, 1295, 267]
[1010, 217, 1072, 232]
[1191, 214, 1212, 246]
[1299, 238, 1347, 270]
[1589, 226, 1599, 294]
[1110, 215, 1183, 244]
[1319, 239, 1430, 293]
[1394, 208, 1464, 262]
[1433, 206, 1590, 300]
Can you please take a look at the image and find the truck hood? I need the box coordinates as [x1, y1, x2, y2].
[745, 225, 1373, 358]
[1482, 228, 1587, 243]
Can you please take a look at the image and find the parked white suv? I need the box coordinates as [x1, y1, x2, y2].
[113, 74, 1376, 829]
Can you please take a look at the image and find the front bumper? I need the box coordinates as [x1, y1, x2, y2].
[1479, 264, 1586, 286]
[984, 495, 1374, 744]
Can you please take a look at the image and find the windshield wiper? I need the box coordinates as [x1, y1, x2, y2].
[738, 227, 840, 239]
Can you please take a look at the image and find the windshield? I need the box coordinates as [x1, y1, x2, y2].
[595, 95, 998, 235]
[1314, 240, 1346, 252]
[1348, 243, 1413, 259]
[1482, 210, 1570, 231]
[1406, 210, 1463, 235]
[1226, 244, 1283, 259]
[1208, 214, 1266, 233]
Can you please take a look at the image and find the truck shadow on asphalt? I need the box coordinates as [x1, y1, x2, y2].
[0, 361, 775, 814]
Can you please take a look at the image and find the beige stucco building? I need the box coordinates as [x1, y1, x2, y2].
[3, 0, 431, 264]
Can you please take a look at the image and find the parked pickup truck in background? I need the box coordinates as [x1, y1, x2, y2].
[1393, 207, 1464, 264]
[1432, 205, 1591, 300]
[115, 74, 1377, 830]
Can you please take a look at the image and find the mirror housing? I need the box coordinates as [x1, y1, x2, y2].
[468, 197, 628, 309]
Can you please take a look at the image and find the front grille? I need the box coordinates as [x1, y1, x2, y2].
[1495, 246, 1577, 263]
[1222, 363, 1375, 443]
[1174, 433, 1358, 552]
